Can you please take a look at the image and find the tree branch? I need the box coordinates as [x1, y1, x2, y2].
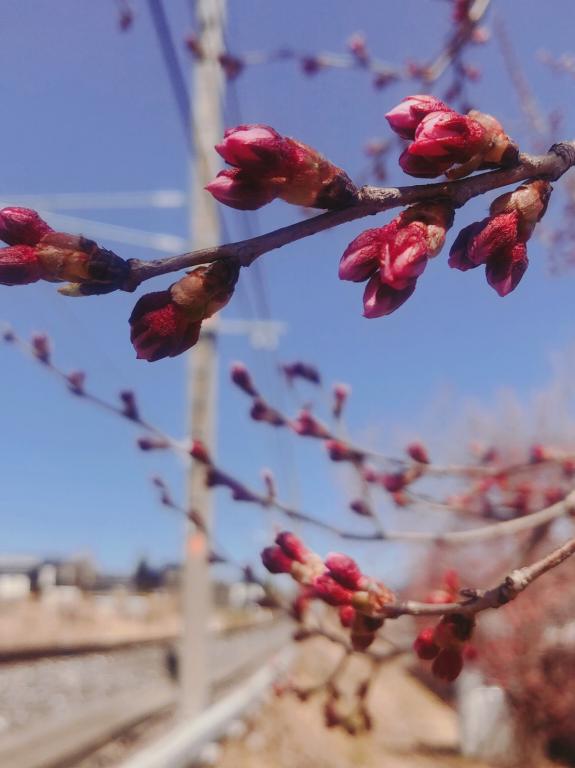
[123, 143, 575, 290]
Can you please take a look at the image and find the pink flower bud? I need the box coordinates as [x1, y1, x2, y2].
[432, 647, 463, 681]
[31, 333, 51, 364]
[275, 531, 308, 563]
[218, 53, 244, 80]
[205, 168, 278, 210]
[381, 472, 407, 493]
[292, 410, 331, 439]
[129, 290, 202, 362]
[338, 604, 356, 628]
[261, 545, 293, 574]
[190, 439, 211, 464]
[0, 245, 43, 285]
[325, 439, 364, 463]
[385, 95, 453, 140]
[215, 125, 284, 171]
[407, 441, 429, 463]
[66, 370, 86, 396]
[485, 241, 528, 297]
[448, 219, 489, 271]
[414, 627, 440, 660]
[339, 228, 382, 282]
[349, 499, 373, 517]
[332, 383, 350, 419]
[409, 111, 486, 162]
[529, 444, 547, 464]
[230, 362, 258, 397]
[325, 553, 364, 590]
[250, 398, 286, 427]
[312, 573, 354, 606]
[363, 275, 417, 318]
[398, 148, 453, 178]
[0, 207, 52, 246]
[281, 361, 321, 385]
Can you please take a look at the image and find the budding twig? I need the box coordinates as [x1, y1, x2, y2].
[123, 144, 575, 290]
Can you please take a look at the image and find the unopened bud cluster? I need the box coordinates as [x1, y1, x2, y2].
[385, 95, 517, 179]
[414, 612, 476, 682]
[0, 207, 128, 294]
[129, 260, 239, 361]
[261, 533, 394, 650]
[206, 124, 357, 210]
[339, 202, 454, 317]
[449, 179, 551, 296]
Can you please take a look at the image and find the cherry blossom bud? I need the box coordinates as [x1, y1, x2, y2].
[325, 553, 364, 590]
[362, 465, 378, 483]
[408, 111, 485, 164]
[0, 207, 52, 246]
[432, 647, 463, 681]
[332, 383, 349, 419]
[184, 32, 203, 58]
[529, 444, 547, 464]
[292, 410, 331, 439]
[544, 487, 565, 506]
[338, 604, 356, 628]
[137, 436, 169, 451]
[31, 333, 51, 364]
[281, 361, 321, 385]
[339, 228, 383, 283]
[326, 440, 364, 463]
[66, 370, 86, 396]
[230, 362, 258, 397]
[120, 390, 139, 421]
[261, 545, 293, 574]
[209, 124, 357, 210]
[190, 439, 211, 464]
[385, 95, 453, 140]
[448, 219, 488, 271]
[36, 233, 128, 285]
[349, 499, 373, 517]
[443, 569, 460, 595]
[276, 531, 308, 563]
[363, 276, 417, 318]
[216, 125, 285, 171]
[398, 149, 452, 178]
[380, 472, 407, 493]
[312, 573, 354, 606]
[485, 241, 528, 297]
[347, 33, 369, 65]
[205, 168, 279, 211]
[218, 52, 244, 80]
[0, 245, 43, 285]
[406, 441, 429, 464]
[414, 627, 440, 660]
[250, 398, 286, 427]
[130, 262, 238, 362]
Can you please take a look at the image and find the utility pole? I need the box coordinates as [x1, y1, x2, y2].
[181, 0, 226, 718]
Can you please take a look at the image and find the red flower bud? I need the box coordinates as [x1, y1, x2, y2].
[408, 111, 485, 163]
[130, 262, 238, 362]
[230, 362, 258, 397]
[0, 207, 52, 246]
[380, 472, 407, 493]
[129, 290, 202, 362]
[398, 148, 453, 179]
[349, 499, 373, 517]
[414, 627, 440, 660]
[218, 53, 244, 80]
[326, 440, 364, 463]
[432, 647, 463, 681]
[281, 361, 321, 385]
[332, 383, 350, 419]
[363, 275, 417, 318]
[325, 553, 364, 590]
[250, 398, 286, 427]
[406, 441, 429, 464]
[292, 410, 331, 439]
[261, 545, 293, 574]
[31, 333, 51, 364]
[66, 370, 86, 395]
[275, 531, 308, 563]
[485, 241, 528, 297]
[312, 573, 354, 606]
[338, 604, 356, 628]
[0, 245, 43, 285]
[529, 444, 547, 464]
[205, 168, 279, 211]
[208, 124, 357, 211]
[190, 439, 211, 464]
[216, 125, 285, 172]
[385, 95, 453, 140]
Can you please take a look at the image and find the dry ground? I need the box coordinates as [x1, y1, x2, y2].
[215, 638, 504, 768]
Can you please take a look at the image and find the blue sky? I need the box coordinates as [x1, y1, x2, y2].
[1, 0, 575, 581]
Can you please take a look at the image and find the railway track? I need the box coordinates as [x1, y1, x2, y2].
[0, 617, 291, 768]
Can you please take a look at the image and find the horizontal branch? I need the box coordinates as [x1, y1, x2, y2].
[123, 142, 575, 290]
[387, 533, 575, 618]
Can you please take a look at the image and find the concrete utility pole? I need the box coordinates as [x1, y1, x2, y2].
[181, 0, 226, 718]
